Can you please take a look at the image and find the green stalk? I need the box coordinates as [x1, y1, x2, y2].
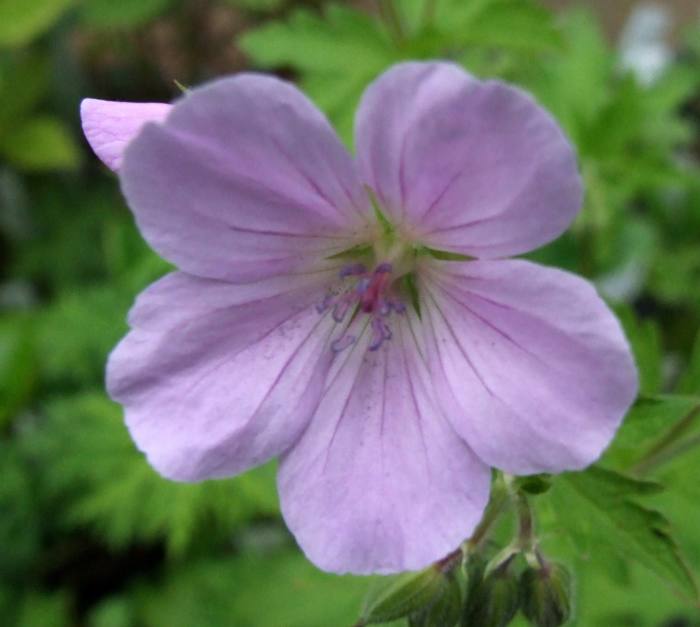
[465, 474, 510, 554]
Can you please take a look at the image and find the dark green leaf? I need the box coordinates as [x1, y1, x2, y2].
[0, 116, 81, 171]
[81, 0, 175, 28]
[0, 0, 74, 47]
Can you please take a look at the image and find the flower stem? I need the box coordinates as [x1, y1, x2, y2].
[465, 474, 510, 554]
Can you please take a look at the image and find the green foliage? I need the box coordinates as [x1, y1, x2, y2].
[603, 394, 700, 469]
[241, 0, 562, 143]
[0, 55, 81, 171]
[1, 115, 81, 170]
[677, 331, 700, 394]
[33, 393, 279, 556]
[0, 0, 74, 47]
[0, 314, 36, 426]
[80, 0, 175, 28]
[133, 551, 370, 627]
[614, 305, 663, 396]
[227, 0, 286, 12]
[550, 466, 697, 601]
[241, 3, 397, 142]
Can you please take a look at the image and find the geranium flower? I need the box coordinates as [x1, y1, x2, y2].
[81, 62, 637, 575]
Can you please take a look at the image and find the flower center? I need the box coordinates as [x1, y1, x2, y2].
[317, 262, 406, 353]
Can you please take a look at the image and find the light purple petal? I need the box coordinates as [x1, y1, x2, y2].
[120, 74, 372, 283]
[419, 259, 638, 475]
[355, 62, 582, 257]
[80, 98, 171, 171]
[278, 313, 491, 575]
[107, 270, 340, 481]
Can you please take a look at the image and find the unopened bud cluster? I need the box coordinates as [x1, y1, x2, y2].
[356, 550, 572, 627]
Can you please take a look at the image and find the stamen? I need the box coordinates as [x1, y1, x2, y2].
[319, 262, 405, 353]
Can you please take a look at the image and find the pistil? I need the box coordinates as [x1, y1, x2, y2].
[318, 262, 406, 352]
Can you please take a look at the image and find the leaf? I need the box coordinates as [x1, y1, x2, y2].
[612, 305, 662, 396]
[0, 0, 73, 47]
[550, 466, 697, 601]
[603, 395, 700, 469]
[225, 0, 285, 11]
[136, 551, 371, 627]
[81, 0, 175, 28]
[34, 393, 279, 556]
[453, 0, 562, 52]
[0, 314, 36, 427]
[15, 591, 71, 627]
[525, 8, 611, 143]
[0, 54, 49, 131]
[36, 285, 130, 388]
[240, 3, 396, 142]
[677, 330, 700, 395]
[1, 116, 81, 171]
[0, 442, 42, 579]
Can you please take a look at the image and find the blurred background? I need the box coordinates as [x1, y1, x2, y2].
[1, 0, 700, 625]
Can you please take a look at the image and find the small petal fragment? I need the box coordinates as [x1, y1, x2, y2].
[107, 271, 339, 481]
[278, 314, 491, 574]
[355, 62, 582, 257]
[120, 74, 371, 282]
[80, 98, 171, 170]
[420, 259, 638, 475]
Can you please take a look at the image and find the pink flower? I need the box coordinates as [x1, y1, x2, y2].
[81, 62, 637, 575]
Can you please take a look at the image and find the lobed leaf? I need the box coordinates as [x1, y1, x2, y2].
[550, 466, 697, 601]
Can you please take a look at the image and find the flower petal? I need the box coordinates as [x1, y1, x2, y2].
[419, 259, 638, 475]
[355, 62, 582, 257]
[107, 270, 340, 481]
[278, 313, 491, 574]
[80, 98, 171, 171]
[120, 74, 371, 282]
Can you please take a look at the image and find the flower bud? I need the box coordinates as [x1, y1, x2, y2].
[461, 562, 520, 627]
[408, 572, 462, 627]
[519, 562, 572, 627]
[358, 566, 449, 625]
